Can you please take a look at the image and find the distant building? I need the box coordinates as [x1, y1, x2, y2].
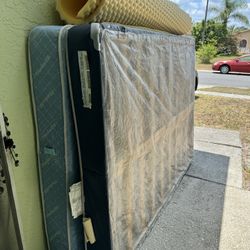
[235, 30, 250, 54]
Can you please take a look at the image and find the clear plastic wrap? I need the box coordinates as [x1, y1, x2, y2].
[100, 27, 195, 249]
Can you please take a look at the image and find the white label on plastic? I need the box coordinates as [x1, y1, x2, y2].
[78, 51, 92, 109]
[69, 182, 83, 219]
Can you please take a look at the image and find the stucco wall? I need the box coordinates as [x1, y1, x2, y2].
[0, 0, 61, 249]
[236, 30, 250, 54]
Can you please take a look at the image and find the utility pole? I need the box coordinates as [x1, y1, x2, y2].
[202, 0, 209, 44]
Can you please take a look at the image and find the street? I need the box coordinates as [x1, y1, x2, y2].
[198, 71, 250, 88]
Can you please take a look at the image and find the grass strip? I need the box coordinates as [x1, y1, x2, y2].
[199, 87, 250, 96]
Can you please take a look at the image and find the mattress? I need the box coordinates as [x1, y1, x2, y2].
[67, 23, 195, 250]
[28, 26, 85, 250]
[56, 0, 192, 35]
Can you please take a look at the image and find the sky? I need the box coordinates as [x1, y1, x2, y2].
[172, 0, 250, 27]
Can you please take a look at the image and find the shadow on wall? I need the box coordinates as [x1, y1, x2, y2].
[140, 150, 230, 250]
[0, 191, 18, 250]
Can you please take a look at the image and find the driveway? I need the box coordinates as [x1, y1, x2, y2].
[198, 71, 250, 88]
[139, 127, 250, 250]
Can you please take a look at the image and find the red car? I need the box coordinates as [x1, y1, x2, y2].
[212, 54, 250, 74]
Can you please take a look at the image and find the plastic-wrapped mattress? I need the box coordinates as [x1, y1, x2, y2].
[67, 23, 195, 250]
[28, 26, 85, 250]
[56, 0, 192, 35]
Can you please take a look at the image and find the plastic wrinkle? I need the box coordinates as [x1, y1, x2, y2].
[99, 28, 195, 249]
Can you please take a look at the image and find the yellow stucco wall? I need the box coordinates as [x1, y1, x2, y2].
[236, 30, 250, 53]
[0, 1, 61, 249]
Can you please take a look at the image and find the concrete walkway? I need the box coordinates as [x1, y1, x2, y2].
[140, 127, 250, 250]
[196, 90, 250, 100]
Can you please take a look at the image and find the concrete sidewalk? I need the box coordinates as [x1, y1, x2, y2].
[140, 127, 250, 250]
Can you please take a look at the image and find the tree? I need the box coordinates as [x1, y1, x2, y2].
[201, 0, 210, 44]
[209, 0, 249, 29]
[228, 25, 248, 34]
[192, 20, 227, 49]
[192, 20, 238, 55]
[217, 35, 238, 55]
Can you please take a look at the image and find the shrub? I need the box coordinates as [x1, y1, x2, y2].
[192, 20, 239, 56]
[217, 34, 238, 55]
[197, 44, 218, 64]
[192, 20, 227, 50]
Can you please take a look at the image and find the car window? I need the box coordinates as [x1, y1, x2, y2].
[239, 56, 250, 62]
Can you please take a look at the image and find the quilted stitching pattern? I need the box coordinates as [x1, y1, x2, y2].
[29, 26, 83, 250]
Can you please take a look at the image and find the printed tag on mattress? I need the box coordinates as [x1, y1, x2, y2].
[44, 147, 56, 156]
[69, 182, 83, 219]
[78, 51, 92, 109]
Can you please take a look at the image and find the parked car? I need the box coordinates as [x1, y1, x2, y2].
[212, 54, 250, 74]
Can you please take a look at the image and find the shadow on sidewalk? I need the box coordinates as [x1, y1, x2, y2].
[140, 150, 230, 250]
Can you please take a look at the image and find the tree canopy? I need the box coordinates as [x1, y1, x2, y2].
[192, 20, 238, 55]
[192, 20, 227, 49]
[209, 0, 249, 28]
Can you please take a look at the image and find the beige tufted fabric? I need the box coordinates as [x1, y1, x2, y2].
[56, 0, 192, 35]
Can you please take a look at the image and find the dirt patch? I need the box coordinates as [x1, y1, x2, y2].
[195, 95, 250, 131]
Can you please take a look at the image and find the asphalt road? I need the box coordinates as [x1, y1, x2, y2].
[198, 71, 250, 88]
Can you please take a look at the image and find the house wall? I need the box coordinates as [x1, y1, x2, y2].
[0, 1, 61, 249]
[236, 30, 250, 54]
